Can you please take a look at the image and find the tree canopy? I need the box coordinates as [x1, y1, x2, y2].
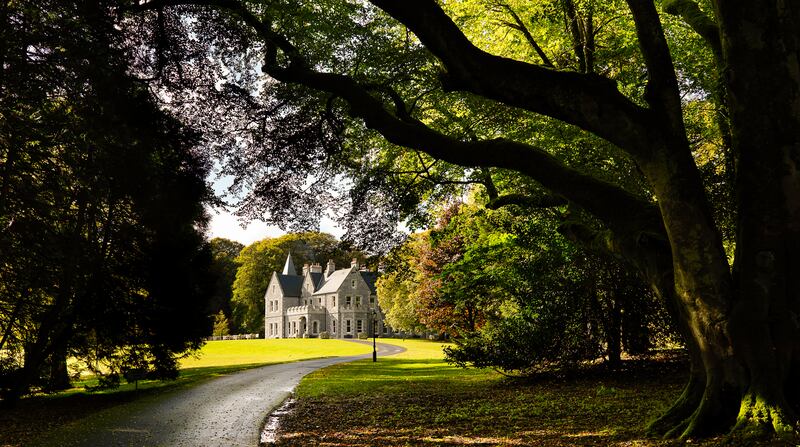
[20, 0, 796, 439]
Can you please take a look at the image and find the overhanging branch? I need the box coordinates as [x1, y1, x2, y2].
[126, 0, 666, 238]
[368, 0, 660, 160]
[663, 0, 722, 60]
[487, 193, 567, 209]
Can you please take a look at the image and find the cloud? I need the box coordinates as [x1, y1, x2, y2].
[206, 208, 345, 245]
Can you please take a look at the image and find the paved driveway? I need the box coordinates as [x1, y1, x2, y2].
[32, 341, 405, 447]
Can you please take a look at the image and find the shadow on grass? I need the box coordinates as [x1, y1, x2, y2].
[277, 355, 729, 447]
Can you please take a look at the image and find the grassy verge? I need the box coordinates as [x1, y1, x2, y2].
[0, 339, 371, 447]
[276, 339, 730, 446]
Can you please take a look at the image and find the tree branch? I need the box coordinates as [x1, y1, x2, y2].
[624, 0, 683, 131]
[127, 0, 665, 238]
[495, 2, 554, 68]
[662, 0, 722, 60]
[487, 193, 567, 209]
[367, 0, 660, 159]
[562, 0, 587, 73]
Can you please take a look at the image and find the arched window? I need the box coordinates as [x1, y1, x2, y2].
[312, 321, 318, 334]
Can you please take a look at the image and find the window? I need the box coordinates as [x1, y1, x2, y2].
[370, 296, 375, 305]
[351, 279, 356, 288]
[332, 296, 336, 306]
[356, 296, 362, 305]
[332, 320, 336, 333]
[318, 298, 322, 305]
[312, 321, 318, 333]
[346, 319, 351, 333]
[357, 320, 363, 332]
[293, 321, 297, 334]
[346, 296, 352, 305]
[383, 325, 388, 334]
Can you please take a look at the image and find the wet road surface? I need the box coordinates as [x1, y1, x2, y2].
[32, 341, 405, 447]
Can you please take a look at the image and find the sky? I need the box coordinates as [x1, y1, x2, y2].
[206, 207, 345, 246]
[205, 171, 346, 246]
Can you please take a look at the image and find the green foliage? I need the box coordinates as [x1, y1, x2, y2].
[212, 311, 231, 337]
[206, 238, 243, 330]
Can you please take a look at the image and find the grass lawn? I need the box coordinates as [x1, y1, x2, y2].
[0, 339, 371, 447]
[275, 339, 753, 447]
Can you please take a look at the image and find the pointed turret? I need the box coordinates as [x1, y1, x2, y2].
[282, 252, 297, 276]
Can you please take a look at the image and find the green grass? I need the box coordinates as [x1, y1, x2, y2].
[62, 338, 372, 394]
[0, 339, 372, 447]
[275, 340, 710, 446]
[180, 338, 372, 368]
[296, 338, 488, 398]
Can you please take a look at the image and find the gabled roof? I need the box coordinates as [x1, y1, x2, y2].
[276, 273, 303, 297]
[309, 272, 324, 290]
[312, 269, 351, 295]
[310, 268, 381, 295]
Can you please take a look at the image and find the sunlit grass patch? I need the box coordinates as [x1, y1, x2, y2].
[275, 340, 719, 446]
[1, 338, 372, 447]
[179, 338, 372, 368]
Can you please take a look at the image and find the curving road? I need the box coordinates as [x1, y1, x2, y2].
[31, 341, 405, 447]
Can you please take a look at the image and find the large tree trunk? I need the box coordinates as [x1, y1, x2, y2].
[720, 0, 800, 437]
[649, 1, 800, 439]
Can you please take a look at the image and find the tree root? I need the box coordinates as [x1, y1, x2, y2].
[732, 392, 799, 440]
[651, 376, 741, 440]
[646, 373, 704, 437]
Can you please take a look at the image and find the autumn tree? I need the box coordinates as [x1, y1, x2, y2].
[123, 0, 800, 439]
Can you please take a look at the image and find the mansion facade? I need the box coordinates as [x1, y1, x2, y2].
[264, 253, 391, 338]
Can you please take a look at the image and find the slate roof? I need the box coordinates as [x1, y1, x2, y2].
[309, 272, 324, 289]
[359, 271, 379, 294]
[276, 273, 303, 297]
[312, 269, 351, 295]
[310, 268, 380, 295]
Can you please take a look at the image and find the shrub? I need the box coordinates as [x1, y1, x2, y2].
[319, 331, 330, 339]
[357, 332, 369, 340]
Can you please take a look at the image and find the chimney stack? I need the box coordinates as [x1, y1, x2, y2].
[351, 258, 359, 269]
[302, 263, 310, 276]
[310, 263, 323, 274]
[325, 259, 336, 278]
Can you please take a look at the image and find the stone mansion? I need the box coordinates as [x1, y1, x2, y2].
[264, 253, 391, 338]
